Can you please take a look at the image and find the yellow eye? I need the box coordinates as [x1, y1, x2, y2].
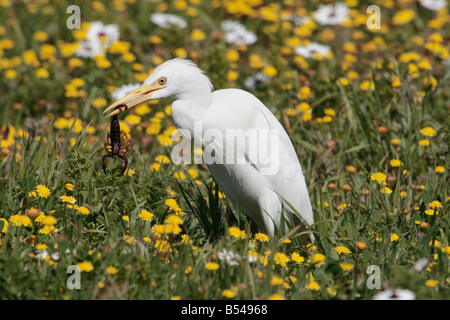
[158, 77, 167, 85]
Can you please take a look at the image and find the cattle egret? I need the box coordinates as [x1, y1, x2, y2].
[104, 58, 314, 240]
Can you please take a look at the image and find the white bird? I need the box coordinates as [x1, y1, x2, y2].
[104, 58, 314, 240]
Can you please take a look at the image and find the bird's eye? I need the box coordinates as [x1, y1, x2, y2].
[158, 77, 167, 85]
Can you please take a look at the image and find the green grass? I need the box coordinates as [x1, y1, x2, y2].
[0, 0, 449, 300]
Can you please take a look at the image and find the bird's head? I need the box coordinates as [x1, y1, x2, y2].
[103, 58, 213, 118]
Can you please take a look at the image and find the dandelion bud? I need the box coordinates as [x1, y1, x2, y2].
[377, 126, 388, 133]
[356, 241, 368, 250]
[361, 187, 370, 196]
[26, 207, 41, 219]
[387, 175, 397, 183]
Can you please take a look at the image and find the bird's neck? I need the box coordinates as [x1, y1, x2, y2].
[171, 87, 212, 145]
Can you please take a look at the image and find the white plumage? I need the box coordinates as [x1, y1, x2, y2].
[104, 59, 314, 240]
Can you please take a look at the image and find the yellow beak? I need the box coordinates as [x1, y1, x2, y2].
[103, 83, 163, 118]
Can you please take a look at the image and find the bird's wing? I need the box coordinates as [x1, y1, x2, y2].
[207, 89, 314, 227]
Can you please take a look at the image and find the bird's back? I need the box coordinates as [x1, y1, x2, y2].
[205, 89, 314, 233]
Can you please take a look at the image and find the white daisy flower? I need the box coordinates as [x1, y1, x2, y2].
[413, 258, 429, 272]
[294, 42, 331, 59]
[76, 21, 120, 58]
[245, 72, 270, 89]
[111, 83, 141, 101]
[217, 249, 241, 266]
[314, 2, 350, 25]
[285, 13, 312, 26]
[221, 20, 257, 46]
[36, 250, 49, 260]
[419, 0, 447, 11]
[247, 254, 258, 263]
[87, 21, 120, 47]
[75, 40, 103, 58]
[150, 13, 187, 29]
[373, 289, 416, 300]
[51, 251, 60, 261]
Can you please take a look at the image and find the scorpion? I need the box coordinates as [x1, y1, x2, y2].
[102, 105, 133, 176]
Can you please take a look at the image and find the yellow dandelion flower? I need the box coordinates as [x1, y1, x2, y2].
[435, 166, 445, 173]
[228, 226, 246, 239]
[381, 186, 393, 194]
[306, 274, 320, 291]
[429, 200, 442, 208]
[135, 104, 151, 116]
[298, 86, 312, 99]
[339, 262, 355, 271]
[270, 276, 283, 286]
[77, 261, 94, 272]
[106, 266, 118, 275]
[5, 69, 17, 79]
[9, 215, 32, 227]
[36, 243, 48, 250]
[420, 126, 436, 137]
[0, 218, 9, 233]
[274, 252, 290, 267]
[359, 80, 375, 91]
[138, 210, 154, 222]
[419, 139, 430, 146]
[39, 225, 58, 235]
[152, 224, 166, 236]
[371, 172, 387, 184]
[222, 289, 236, 298]
[291, 252, 305, 264]
[60, 195, 76, 204]
[124, 114, 141, 125]
[155, 155, 170, 164]
[254, 232, 269, 242]
[165, 199, 183, 215]
[263, 65, 278, 77]
[190, 29, 205, 41]
[205, 262, 219, 270]
[429, 240, 441, 247]
[164, 214, 183, 226]
[92, 98, 107, 108]
[36, 185, 51, 199]
[425, 279, 439, 287]
[65, 183, 74, 191]
[390, 233, 399, 242]
[35, 68, 49, 79]
[390, 159, 403, 167]
[76, 206, 90, 215]
[334, 246, 352, 255]
[392, 9, 415, 25]
[41, 216, 57, 226]
[267, 293, 284, 300]
[312, 253, 325, 266]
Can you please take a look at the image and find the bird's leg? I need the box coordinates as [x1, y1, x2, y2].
[102, 154, 113, 175]
[117, 153, 128, 176]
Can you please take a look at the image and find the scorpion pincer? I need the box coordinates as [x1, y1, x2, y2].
[102, 105, 133, 176]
